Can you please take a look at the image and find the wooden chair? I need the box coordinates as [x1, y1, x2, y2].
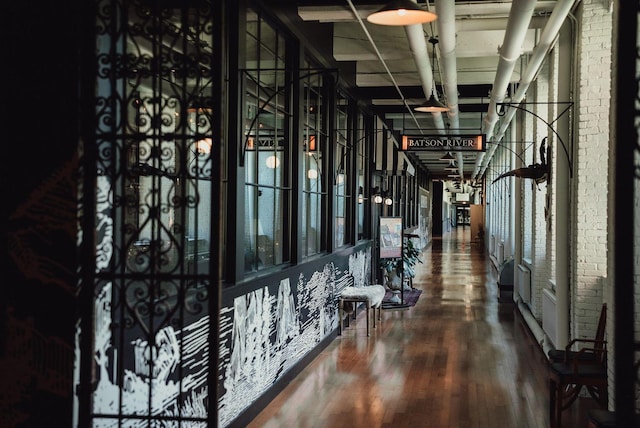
[548, 303, 607, 364]
[587, 409, 640, 428]
[548, 304, 608, 428]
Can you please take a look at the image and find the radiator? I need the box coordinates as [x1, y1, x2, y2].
[517, 264, 531, 304]
[496, 242, 504, 265]
[542, 288, 557, 348]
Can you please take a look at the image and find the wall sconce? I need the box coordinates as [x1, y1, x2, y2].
[357, 186, 365, 204]
[367, 0, 437, 26]
[307, 135, 317, 151]
[195, 138, 212, 154]
[373, 190, 393, 205]
[265, 155, 280, 169]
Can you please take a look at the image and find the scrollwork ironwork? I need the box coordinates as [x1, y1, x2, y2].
[87, 0, 215, 424]
[497, 101, 573, 177]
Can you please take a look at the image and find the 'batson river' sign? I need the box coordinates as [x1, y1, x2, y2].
[400, 134, 486, 151]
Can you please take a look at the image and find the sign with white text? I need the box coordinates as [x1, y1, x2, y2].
[400, 134, 486, 151]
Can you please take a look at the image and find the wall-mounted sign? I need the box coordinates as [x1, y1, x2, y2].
[400, 134, 486, 151]
[455, 192, 470, 202]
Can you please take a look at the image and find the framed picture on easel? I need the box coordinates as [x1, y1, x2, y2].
[379, 216, 403, 259]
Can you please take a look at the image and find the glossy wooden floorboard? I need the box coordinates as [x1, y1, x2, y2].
[248, 228, 595, 428]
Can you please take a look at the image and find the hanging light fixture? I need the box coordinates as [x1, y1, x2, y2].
[366, 0, 437, 26]
[265, 155, 280, 169]
[415, 37, 449, 113]
[444, 161, 458, 171]
[439, 152, 455, 161]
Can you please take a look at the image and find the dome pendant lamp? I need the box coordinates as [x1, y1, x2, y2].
[415, 37, 449, 113]
[415, 93, 449, 113]
[366, 0, 437, 26]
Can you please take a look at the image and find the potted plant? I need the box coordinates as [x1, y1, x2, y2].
[380, 236, 423, 291]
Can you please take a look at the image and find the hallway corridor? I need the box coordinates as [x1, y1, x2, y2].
[247, 228, 595, 428]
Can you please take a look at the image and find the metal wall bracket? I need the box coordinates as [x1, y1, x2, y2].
[497, 101, 574, 178]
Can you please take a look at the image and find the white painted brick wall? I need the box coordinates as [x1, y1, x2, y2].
[573, 0, 612, 343]
[576, 0, 614, 408]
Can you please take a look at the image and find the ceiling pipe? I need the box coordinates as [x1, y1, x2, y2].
[475, 0, 579, 179]
[404, 0, 465, 176]
[456, 16, 548, 32]
[435, 0, 463, 176]
[471, 0, 538, 178]
[345, 0, 425, 131]
[482, 0, 538, 139]
[404, 24, 444, 134]
[404, 23, 446, 133]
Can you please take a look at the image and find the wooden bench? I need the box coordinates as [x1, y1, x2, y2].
[338, 284, 386, 337]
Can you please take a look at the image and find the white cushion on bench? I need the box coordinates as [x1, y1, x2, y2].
[341, 284, 386, 308]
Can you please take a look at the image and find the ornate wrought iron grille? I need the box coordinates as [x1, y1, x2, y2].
[76, 0, 219, 426]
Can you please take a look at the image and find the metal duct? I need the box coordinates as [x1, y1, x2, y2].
[470, 0, 538, 178]
[404, 23, 446, 132]
[474, 0, 579, 179]
[483, 0, 538, 139]
[345, 0, 424, 131]
[435, 0, 462, 176]
[404, 0, 463, 174]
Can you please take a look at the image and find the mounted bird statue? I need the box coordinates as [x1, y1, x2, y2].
[492, 138, 550, 187]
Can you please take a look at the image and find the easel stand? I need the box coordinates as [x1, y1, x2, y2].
[382, 268, 411, 310]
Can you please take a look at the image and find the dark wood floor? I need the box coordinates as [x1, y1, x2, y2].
[248, 228, 597, 428]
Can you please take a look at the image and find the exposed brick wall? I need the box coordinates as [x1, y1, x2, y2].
[573, 0, 612, 341]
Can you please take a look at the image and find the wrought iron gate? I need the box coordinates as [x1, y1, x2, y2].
[76, 0, 222, 426]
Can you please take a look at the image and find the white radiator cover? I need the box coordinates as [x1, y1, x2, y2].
[542, 288, 557, 348]
[517, 264, 531, 303]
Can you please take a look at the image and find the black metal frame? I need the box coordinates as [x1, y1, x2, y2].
[77, 0, 222, 425]
[497, 101, 574, 177]
[613, 1, 640, 425]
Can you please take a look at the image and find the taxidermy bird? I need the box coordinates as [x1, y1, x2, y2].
[492, 138, 550, 187]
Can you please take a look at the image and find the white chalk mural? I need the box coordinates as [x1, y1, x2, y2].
[88, 282, 209, 427]
[217, 249, 371, 426]
[80, 211, 370, 428]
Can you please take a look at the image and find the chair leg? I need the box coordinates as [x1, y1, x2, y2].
[586, 383, 608, 409]
[372, 306, 381, 328]
[372, 306, 376, 329]
[338, 300, 342, 335]
[550, 377, 562, 428]
[366, 305, 370, 336]
[550, 375, 589, 428]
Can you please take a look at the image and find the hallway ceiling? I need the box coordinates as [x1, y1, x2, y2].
[295, 0, 562, 185]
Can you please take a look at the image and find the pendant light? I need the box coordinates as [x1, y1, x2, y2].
[415, 37, 449, 113]
[439, 152, 455, 161]
[366, 0, 437, 26]
[444, 161, 458, 171]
